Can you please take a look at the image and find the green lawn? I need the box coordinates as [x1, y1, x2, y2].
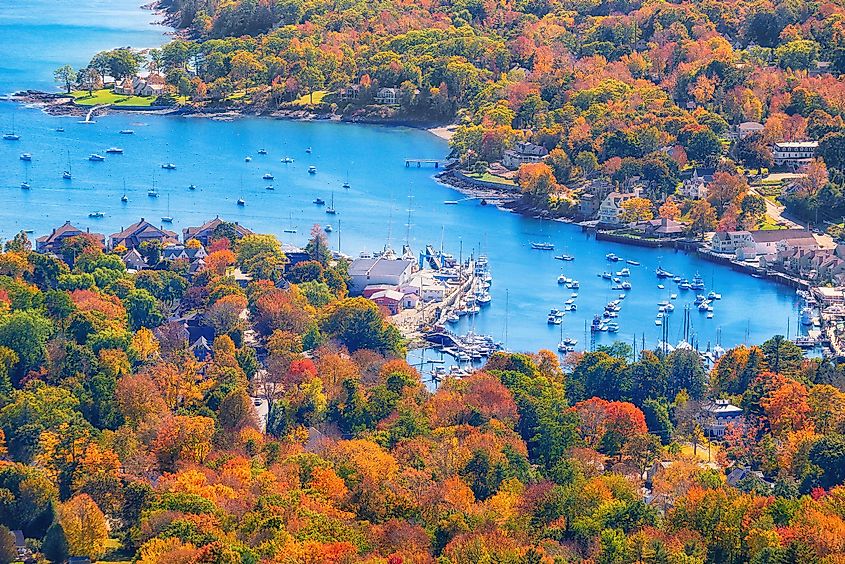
[71, 89, 157, 107]
[465, 171, 517, 186]
[291, 90, 327, 106]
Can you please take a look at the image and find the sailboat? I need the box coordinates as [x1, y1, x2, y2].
[4, 115, 19, 141]
[342, 170, 350, 189]
[283, 212, 297, 233]
[62, 151, 72, 180]
[121, 180, 128, 203]
[161, 194, 173, 223]
[148, 177, 159, 198]
[325, 192, 336, 215]
[20, 167, 30, 190]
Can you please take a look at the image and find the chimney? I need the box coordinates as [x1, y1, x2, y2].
[86, 227, 90, 233]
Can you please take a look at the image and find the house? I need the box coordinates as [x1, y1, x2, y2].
[726, 467, 773, 489]
[598, 191, 637, 225]
[36, 221, 105, 253]
[190, 336, 213, 360]
[69, 558, 92, 564]
[281, 243, 312, 266]
[348, 258, 415, 295]
[114, 74, 165, 97]
[578, 193, 599, 218]
[750, 229, 817, 255]
[738, 121, 764, 139]
[121, 248, 148, 271]
[773, 141, 818, 167]
[636, 218, 685, 238]
[700, 399, 744, 438]
[710, 230, 754, 254]
[374, 87, 398, 105]
[12, 530, 27, 560]
[502, 141, 549, 170]
[679, 168, 715, 200]
[363, 284, 396, 299]
[183, 216, 253, 246]
[162, 244, 208, 262]
[338, 84, 361, 101]
[815, 286, 845, 306]
[110, 218, 178, 250]
[370, 289, 405, 315]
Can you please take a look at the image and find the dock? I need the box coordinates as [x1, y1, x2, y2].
[405, 159, 441, 168]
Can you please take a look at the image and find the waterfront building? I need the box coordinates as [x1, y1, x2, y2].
[750, 229, 818, 255]
[772, 141, 818, 167]
[348, 257, 415, 295]
[598, 191, 638, 225]
[110, 218, 178, 250]
[338, 84, 361, 101]
[502, 141, 549, 170]
[815, 286, 845, 306]
[36, 221, 105, 253]
[114, 74, 166, 97]
[370, 289, 406, 314]
[634, 217, 685, 238]
[183, 216, 253, 246]
[374, 87, 399, 105]
[710, 230, 754, 254]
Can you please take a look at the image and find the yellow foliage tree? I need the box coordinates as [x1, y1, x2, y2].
[58, 494, 108, 560]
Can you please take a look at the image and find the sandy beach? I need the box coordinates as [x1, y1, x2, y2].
[427, 124, 459, 141]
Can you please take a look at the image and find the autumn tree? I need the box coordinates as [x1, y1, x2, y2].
[58, 494, 108, 561]
[620, 197, 655, 222]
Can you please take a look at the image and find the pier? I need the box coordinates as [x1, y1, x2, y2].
[405, 158, 441, 168]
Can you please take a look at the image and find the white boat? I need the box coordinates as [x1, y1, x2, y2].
[616, 268, 630, 276]
[324, 224, 333, 233]
[89, 154, 105, 161]
[707, 312, 714, 319]
[606, 253, 620, 262]
[257, 148, 267, 155]
[19, 153, 31, 161]
[531, 242, 554, 250]
[444, 200, 458, 205]
[4, 133, 20, 141]
[237, 198, 245, 206]
[557, 275, 568, 285]
[281, 156, 294, 163]
[707, 291, 722, 300]
[265, 185, 274, 190]
[621, 281, 632, 290]
[801, 307, 815, 326]
[308, 166, 317, 174]
[263, 173, 274, 180]
[245, 156, 252, 162]
[161, 163, 176, 170]
[477, 293, 491, 305]
[189, 184, 197, 190]
[655, 319, 663, 326]
[161, 216, 173, 223]
[119, 129, 134, 135]
[305, 147, 312, 153]
[148, 189, 159, 197]
[607, 322, 620, 333]
[325, 193, 336, 214]
[88, 211, 104, 218]
[121, 194, 128, 203]
[657, 284, 665, 289]
[670, 294, 677, 299]
[446, 313, 460, 323]
[63, 170, 72, 180]
[20, 182, 30, 190]
[106, 147, 123, 154]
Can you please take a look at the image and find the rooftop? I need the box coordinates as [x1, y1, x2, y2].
[349, 257, 414, 278]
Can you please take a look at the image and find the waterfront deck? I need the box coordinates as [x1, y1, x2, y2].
[405, 158, 441, 168]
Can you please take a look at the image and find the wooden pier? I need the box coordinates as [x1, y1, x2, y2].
[405, 159, 441, 168]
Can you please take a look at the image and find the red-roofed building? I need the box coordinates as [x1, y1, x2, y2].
[110, 218, 178, 250]
[36, 221, 105, 253]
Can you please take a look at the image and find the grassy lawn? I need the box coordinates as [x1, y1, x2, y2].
[71, 89, 157, 107]
[757, 216, 785, 230]
[466, 171, 517, 186]
[291, 90, 327, 106]
[679, 442, 721, 463]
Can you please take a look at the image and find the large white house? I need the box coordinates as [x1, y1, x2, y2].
[710, 230, 754, 254]
[348, 257, 415, 294]
[598, 191, 637, 225]
[772, 141, 818, 167]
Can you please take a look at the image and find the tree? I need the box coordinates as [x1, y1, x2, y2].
[517, 162, 560, 204]
[124, 288, 164, 330]
[0, 310, 52, 383]
[707, 172, 748, 215]
[736, 133, 773, 174]
[620, 197, 654, 222]
[79, 67, 101, 96]
[659, 197, 681, 220]
[53, 65, 77, 94]
[776, 40, 820, 70]
[688, 200, 717, 237]
[761, 335, 804, 377]
[320, 297, 404, 356]
[0, 526, 14, 564]
[42, 523, 69, 563]
[818, 131, 845, 171]
[236, 234, 287, 282]
[58, 494, 108, 561]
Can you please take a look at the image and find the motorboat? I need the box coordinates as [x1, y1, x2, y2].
[161, 216, 173, 223]
[257, 148, 267, 155]
[19, 153, 31, 161]
[657, 284, 665, 289]
[308, 166, 317, 174]
[237, 198, 245, 206]
[446, 312, 460, 323]
[555, 254, 575, 261]
[557, 275, 568, 285]
[161, 163, 176, 170]
[89, 154, 105, 161]
[678, 280, 691, 290]
[281, 156, 294, 163]
[263, 173, 274, 180]
[606, 253, 620, 262]
[148, 189, 159, 197]
[88, 211, 104, 218]
[119, 129, 134, 135]
[621, 281, 632, 290]
[265, 185, 275, 190]
[245, 156, 252, 162]
[477, 292, 492, 305]
[313, 198, 325, 205]
[324, 224, 333, 233]
[801, 306, 814, 326]
[616, 268, 630, 277]
[121, 194, 128, 203]
[570, 281, 580, 289]
[655, 266, 672, 278]
[55, 127, 65, 132]
[607, 322, 620, 333]
[305, 147, 312, 153]
[531, 242, 554, 250]
[444, 200, 458, 205]
[670, 294, 677, 299]
[707, 291, 722, 300]
[601, 272, 612, 280]
[20, 182, 30, 190]
[105, 147, 123, 154]
[189, 184, 197, 190]
[691, 273, 706, 290]
[626, 260, 640, 266]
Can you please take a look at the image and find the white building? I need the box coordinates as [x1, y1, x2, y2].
[598, 191, 637, 225]
[701, 400, 744, 438]
[710, 230, 754, 254]
[374, 87, 398, 105]
[773, 141, 818, 167]
[348, 257, 415, 294]
[502, 141, 549, 170]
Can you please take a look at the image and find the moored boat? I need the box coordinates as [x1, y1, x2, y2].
[530, 242, 554, 250]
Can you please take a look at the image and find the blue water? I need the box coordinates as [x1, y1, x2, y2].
[0, 1, 800, 360]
